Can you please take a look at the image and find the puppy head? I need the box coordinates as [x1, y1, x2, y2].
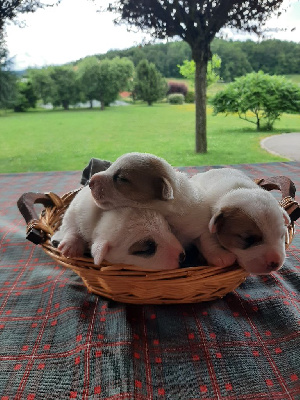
[209, 188, 290, 275]
[88, 152, 175, 209]
[91, 208, 185, 270]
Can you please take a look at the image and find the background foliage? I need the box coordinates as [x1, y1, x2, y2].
[88, 39, 300, 82]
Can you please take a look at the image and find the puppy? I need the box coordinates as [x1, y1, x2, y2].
[88, 152, 205, 246]
[51, 186, 185, 270]
[190, 168, 290, 274]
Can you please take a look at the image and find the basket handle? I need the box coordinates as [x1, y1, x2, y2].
[256, 176, 300, 222]
[17, 192, 60, 245]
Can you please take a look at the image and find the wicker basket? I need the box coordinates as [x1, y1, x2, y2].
[17, 176, 299, 304]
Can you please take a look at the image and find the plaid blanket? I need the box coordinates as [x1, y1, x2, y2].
[0, 162, 299, 400]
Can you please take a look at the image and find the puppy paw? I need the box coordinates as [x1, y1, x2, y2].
[58, 236, 85, 258]
[207, 250, 236, 268]
[91, 240, 109, 265]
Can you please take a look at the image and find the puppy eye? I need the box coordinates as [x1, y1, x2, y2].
[118, 176, 129, 183]
[129, 239, 157, 258]
[113, 172, 129, 183]
[242, 235, 262, 249]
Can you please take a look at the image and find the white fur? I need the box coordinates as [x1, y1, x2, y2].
[190, 168, 290, 274]
[52, 186, 184, 270]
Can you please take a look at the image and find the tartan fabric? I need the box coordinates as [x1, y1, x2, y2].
[0, 162, 299, 400]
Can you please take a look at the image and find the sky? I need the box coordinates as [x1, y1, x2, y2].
[4, 0, 300, 71]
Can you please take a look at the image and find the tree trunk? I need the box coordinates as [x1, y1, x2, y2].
[101, 101, 105, 111]
[257, 118, 260, 131]
[194, 59, 208, 153]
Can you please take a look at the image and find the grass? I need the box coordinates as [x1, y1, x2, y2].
[1, 103, 299, 173]
[285, 75, 300, 86]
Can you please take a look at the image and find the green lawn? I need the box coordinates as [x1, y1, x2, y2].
[285, 75, 300, 86]
[1, 103, 299, 173]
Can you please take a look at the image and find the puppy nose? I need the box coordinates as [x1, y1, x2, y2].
[52, 240, 60, 248]
[267, 262, 279, 271]
[179, 252, 186, 264]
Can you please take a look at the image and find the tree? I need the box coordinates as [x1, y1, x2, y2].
[78, 57, 134, 110]
[103, 0, 287, 153]
[49, 66, 81, 110]
[27, 67, 55, 105]
[96, 59, 120, 110]
[211, 71, 300, 131]
[0, 37, 17, 110]
[178, 54, 221, 87]
[13, 79, 38, 112]
[111, 57, 134, 92]
[134, 59, 167, 106]
[77, 56, 102, 108]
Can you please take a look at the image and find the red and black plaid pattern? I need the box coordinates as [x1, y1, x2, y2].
[0, 163, 299, 399]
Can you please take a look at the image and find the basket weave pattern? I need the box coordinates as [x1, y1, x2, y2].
[27, 189, 295, 304]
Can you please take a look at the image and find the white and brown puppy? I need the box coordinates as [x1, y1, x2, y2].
[88, 152, 204, 246]
[51, 186, 185, 270]
[190, 168, 290, 275]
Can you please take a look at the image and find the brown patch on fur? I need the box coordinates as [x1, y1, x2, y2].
[128, 239, 157, 257]
[214, 207, 263, 250]
[113, 163, 173, 202]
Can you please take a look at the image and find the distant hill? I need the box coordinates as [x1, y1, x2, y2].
[13, 69, 26, 76]
[74, 38, 300, 82]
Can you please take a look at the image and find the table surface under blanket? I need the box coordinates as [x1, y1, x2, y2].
[0, 161, 299, 400]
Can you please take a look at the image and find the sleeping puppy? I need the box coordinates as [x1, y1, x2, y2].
[190, 168, 290, 275]
[51, 186, 185, 270]
[88, 152, 204, 246]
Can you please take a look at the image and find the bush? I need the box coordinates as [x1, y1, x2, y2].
[167, 81, 188, 96]
[185, 91, 195, 103]
[212, 71, 300, 130]
[168, 93, 185, 105]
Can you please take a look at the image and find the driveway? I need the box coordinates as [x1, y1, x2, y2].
[261, 132, 300, 161]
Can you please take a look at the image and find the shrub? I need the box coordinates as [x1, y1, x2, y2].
[185, 91, 195, 103]
[212, 71, 300, 130]
[168, 93, 185, 105]
[167, 81, 188, 96]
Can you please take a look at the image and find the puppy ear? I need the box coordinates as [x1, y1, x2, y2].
[209, 211, 224, 233]
[282, 209, 291, 226]
[91, 239, 110, 265]
[160, 177, 174, 200]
